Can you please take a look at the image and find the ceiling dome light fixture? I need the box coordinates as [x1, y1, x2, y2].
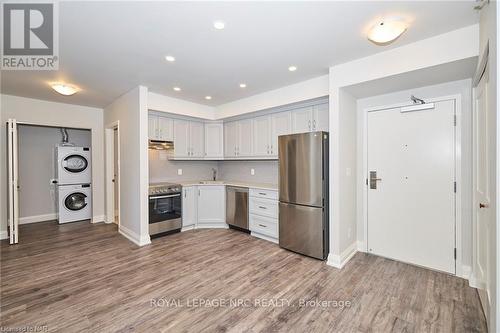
[51, 83, 78, 96]
[239, 83, 247, 88]
[288, 66, 297, 72]
[213, 20, 225, 30]
[205, 96, 212, 100]
[173, 87, 181, 91]
[165, 55, 175, 62]
[367, 19, 407, 45]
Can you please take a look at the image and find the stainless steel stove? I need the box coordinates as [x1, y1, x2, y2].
[148, 182, 182, 237]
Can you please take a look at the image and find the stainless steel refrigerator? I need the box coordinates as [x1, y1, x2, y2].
[278, 132, 329, 260]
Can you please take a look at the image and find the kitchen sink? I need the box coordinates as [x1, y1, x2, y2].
[198, 180, 225, 184]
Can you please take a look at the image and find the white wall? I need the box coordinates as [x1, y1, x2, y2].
[104, 86, 150, 246]
[356, 79, 473, 270]
[215, 75, 329, 119]
[328, 25, 479, 267]
[218, 160, 278, 184]
[17, 125, 91, 222]
[149, 92, 216, 119]
[0, 94, 105, 238]
[149, 149, 218, 183]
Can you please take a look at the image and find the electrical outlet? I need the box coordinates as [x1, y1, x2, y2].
[177, 169, 183, 175]
[251, 168, 255, 176]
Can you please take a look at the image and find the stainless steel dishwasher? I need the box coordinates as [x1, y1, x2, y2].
[226, 186, 249, 231]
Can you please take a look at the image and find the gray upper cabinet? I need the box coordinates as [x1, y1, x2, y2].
[224, 119, 253, 158]
[291, 104, 328, 134]
[148, 115, 173, 141]
[270, 111, 291, 156]
[173, 119, 204, 158]
[204, 122, 224, 159]
[252, 115, 271, 157]
[291, 106, 314, 134]
[224, 121, 238, 157]
[312, 103, 329, 132]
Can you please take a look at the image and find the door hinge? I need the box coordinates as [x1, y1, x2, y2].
[454, 181, 457, 193]
[453, 115, 457, 126]
[454, 248, 457, 260]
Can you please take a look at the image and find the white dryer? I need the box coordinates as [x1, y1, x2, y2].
[56, 146, 91, 185]
[58, 184, 92, 224]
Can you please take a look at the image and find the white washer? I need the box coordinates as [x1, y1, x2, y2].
[56, 146, 91, 185]
[58, 184, 92, 224]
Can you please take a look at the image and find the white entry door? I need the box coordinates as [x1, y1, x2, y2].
[7, 119, 19, 244]
[367, 100, 456, 274]
[473, 69, 490, 319]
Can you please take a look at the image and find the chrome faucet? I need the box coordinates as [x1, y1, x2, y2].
[212, 168, 217, 181]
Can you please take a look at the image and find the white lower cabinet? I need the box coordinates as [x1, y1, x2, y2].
[196, 186, 226, 227]
[181, 185, 226, 229]
[182, 186, 197, 229]
[249, 188, 278, 243]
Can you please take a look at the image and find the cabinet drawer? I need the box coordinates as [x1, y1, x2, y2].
[249, 197, 278, 218]
[249, 188, 278, 200]
[249, 214, 278, 238]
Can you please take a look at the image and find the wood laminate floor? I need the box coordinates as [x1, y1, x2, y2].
[1, 221, 486, 333]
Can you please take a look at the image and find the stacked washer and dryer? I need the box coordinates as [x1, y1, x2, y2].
[55, 133, 92, 224]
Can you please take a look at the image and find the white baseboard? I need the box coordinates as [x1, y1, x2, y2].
[327, 241, 358, 269]
[0, 230, 8, 240]
[356, 241, 366, 252]
[250, 231, 278, 244]
[181, 225, 195, 232]
[195, 223, 228, 229]
[119, 225, 151, 246]
[19, 213, 57, 225]
[92, 215, 106, 223]
[461, 265, 472, 280]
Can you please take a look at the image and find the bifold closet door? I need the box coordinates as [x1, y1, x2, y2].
[7, 119, 19, 244]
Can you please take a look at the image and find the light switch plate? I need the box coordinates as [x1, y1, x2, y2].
[251, 168, 255, 175]
[177, 169, 183, 175]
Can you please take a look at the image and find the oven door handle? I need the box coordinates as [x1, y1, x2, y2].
[149, 194, 181, 200]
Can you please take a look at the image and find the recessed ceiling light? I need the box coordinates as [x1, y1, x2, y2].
[367, 19, 407, 44]
[205, 96, 212, 100]
[173, 87, 181, 91]
[239, 83, 247, 88]
[288, 66, 297, 72]
[213, 20, 225, 30]
[51, 83, 78, 96]
[165, 55, 175, 62]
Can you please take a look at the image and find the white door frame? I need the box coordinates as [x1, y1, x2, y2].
[362, 94, 462, 276]
[105, 121, 120, 225]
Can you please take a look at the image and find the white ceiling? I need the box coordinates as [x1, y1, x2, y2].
[1, 1, 479, 108]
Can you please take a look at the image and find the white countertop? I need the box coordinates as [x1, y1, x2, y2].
[178, 180, 278, 191]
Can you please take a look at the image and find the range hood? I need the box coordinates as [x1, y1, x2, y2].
[148, 139, 174, 150]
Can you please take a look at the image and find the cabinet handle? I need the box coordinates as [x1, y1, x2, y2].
[258, 224, 267, 228]
[258, 206, 267, 210]
[313, 120, 316, 130]
[258, 192, 267, 196]
[308, 120, 311, 130]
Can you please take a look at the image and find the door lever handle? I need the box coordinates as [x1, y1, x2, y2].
[479, 203, 489, 208]
[369, 171, 382, 189]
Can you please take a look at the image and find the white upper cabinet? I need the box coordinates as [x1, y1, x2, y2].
[252, 115, 271, 157]
[204, 122, 224, 158]
[238, 119, 253, 157]
[158, 117, 174, 141]
[173, 119, 190, 157]
[149, 115, 174, 141]
[224, 121, 238, 157]
[312, 103, 329, 132]
[270, 111, 291, 156]
[190, 121, 205, 158]
[148, 115, 158, 139]
[291, 106, 314, 134]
